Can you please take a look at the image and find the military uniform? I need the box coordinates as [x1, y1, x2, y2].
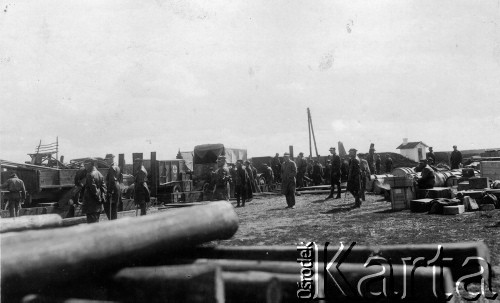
[426, 151, 436, 165]
[234, 164, 250, 207]
[347, 152, 362, 207]
[134, 164, 150, 216]
[281, 156, 297, 208]
[450, 149, 462, 169]
[105, 163, 122, 220]
[82, 166, 107, 223]
[327, 153, 342, 199]
[1, 174, 26, 217]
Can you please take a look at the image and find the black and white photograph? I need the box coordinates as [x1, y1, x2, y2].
[1, 0, 500, 302]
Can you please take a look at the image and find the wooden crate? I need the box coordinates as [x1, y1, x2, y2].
[390, 187, 414, 210]
[417, 187, 452, 199]
[480, 161, 500, 181]
[468, 177, 489, 189]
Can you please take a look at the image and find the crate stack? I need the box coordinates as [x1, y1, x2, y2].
[0, 202, 495, 303]
[386, 176, 415, 210]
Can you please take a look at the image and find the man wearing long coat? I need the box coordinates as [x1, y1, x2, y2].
[105, 155, 122, 220]
[234, 160, 250, 207]
[82, 159, 107, 223]
[133, 158, 150, 216]
[450, 145, 463, 169]
[281, 152, 297, 208]
[347, 149, 362, 208]
[1, 173, 26, 217]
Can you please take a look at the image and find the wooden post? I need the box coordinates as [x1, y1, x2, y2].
[118, 154, 125, 173]
[289, 146, 294, 160]
[151, 152, 158, 197]
[1, 202, 239, 300]
[111, 264, 224, 303]
[307, 108, 312, 158]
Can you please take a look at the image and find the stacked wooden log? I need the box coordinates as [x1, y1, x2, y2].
[1, 203, 494, 302]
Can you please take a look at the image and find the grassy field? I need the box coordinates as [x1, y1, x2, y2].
[214, 191, 500, 293]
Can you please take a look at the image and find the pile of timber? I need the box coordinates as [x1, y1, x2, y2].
[1, 202, 495, 302]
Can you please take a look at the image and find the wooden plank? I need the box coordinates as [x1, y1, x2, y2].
[1, 202, 238, 299]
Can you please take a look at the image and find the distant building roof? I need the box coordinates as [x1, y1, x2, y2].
[396, 141, 429, 149]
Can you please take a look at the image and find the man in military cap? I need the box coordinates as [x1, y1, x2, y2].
[295, 152, 307, 188]
[347, 148, 362, 208]
[326, 147, 342, 200]
[234, 160, 250, 207]
[105, 154, 122, 220]
[281, 152, 297, 209]
[82, 159, 107, 223]
[1, 172, 26, 217]
[213, 155, 230, 201]
[133, 158, 150, 216]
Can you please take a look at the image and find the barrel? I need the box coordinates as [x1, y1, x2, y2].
[434, 171, 455, 187]
[391, 167, 415, 177]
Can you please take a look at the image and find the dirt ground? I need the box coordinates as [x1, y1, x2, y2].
[213, 191, 500, 291]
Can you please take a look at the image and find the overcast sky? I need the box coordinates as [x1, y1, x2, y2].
[1, 0, 499, 163]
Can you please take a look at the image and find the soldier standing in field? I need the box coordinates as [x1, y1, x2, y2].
[133, 158, 150, 216]
[105, 154, 122, 220]
[325, 147, 342, 200]
[347, 149, 362, 208]
[281, 152, 297, 209]
[234, 160, 250, 207]
[262, 163, 274, 190]
[1, 173, 26, 217]
[450, 145, 463, 169]
[82, 159, 107, 223]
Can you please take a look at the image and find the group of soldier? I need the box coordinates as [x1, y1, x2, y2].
[208, 156, 262, 207]
[70, 156, 149, 223]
